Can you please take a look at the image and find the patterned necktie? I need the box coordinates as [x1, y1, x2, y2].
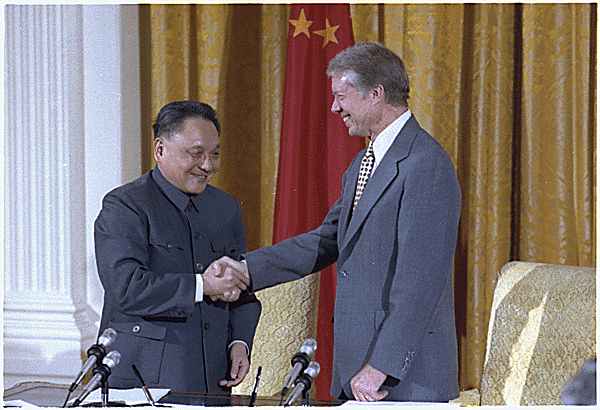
[352, 141, 375, 211]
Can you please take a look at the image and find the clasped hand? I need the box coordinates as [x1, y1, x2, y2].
[202, 256, 250, 302]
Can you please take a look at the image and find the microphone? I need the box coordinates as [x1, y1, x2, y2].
[70, 350, 121, 407]
[69, 328, 117, 393]
[284, 361, 320, 407]
[281, 338, 317, 396]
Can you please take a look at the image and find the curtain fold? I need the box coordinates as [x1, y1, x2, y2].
[140, 3, 596, 396]
[455, 4, 517, 389]
[519, 3, 595, 267]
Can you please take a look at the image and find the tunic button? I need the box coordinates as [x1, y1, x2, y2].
[187, 204, 193, 211]
[132, 325, 141, 333]
[204, 323, 210, 330]
[196, 262, 204, 272]
[194, 232, 201, 240]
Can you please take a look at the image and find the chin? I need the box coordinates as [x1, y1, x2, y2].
[185, 185, 207, 195]
[348, 130, 366, 138]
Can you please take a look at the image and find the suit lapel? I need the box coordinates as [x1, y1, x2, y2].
[339, 150, 363, 239]
[341, 115, 421, 251]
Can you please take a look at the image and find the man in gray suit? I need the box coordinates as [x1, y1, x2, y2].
[95, 101, 261, 394]
[212, 42, 461, 402]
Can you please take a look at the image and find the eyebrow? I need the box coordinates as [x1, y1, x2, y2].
[333, 87, 353, 95]
[187, 143, 220, 151]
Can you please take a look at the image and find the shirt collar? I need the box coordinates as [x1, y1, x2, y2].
[152, 166, 198, 212]
[372, 109, 412, 170]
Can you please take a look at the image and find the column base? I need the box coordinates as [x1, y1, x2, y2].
[3, 293, 99, 389]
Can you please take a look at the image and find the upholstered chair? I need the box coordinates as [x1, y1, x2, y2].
[455, 261, 596, 406]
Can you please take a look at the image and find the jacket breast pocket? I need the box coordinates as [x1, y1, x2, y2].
[108, 321, 167, 384]
[209, 238, 238, 258]
[149, 236, 185, 254]
[148, 236, 186, 272]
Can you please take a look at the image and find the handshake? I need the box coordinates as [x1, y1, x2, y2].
[202, 256, 250, 302]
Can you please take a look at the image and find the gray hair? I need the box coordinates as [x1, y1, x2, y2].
[327, 42, 410, 107]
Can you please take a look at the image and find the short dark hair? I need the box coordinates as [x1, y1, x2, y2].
[152, 101, 221, 140]
[326, 42, 410, 107]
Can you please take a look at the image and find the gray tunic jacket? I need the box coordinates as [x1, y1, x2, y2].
[95, 167, 261, 393]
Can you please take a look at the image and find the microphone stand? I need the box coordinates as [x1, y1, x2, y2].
[101, 379, 109, 407]
[82, 381, 127, 408]
[301, 390, 309, 406]
[64, 345, 107, 407]
[71, 359, 127, 407]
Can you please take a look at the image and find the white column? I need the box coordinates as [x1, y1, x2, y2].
[3, 4, 140, 389]
[82, 4, 142, 319]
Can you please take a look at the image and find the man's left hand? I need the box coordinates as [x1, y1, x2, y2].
[219, 342, 250, 388]
[350, 364, 389, 402]
[207, 256, 250, 302]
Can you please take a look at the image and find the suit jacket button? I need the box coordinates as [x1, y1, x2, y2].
[132, 325, 141, 333]
[340, 270, 348, 278]
[204, 323, 210, 330]
[196, 262, 204, 272]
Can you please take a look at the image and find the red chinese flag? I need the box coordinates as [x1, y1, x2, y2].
[272, 4, 364, 400]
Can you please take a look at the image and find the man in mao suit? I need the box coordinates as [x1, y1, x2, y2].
[95, 101, 261, 394]
[212, 42, 461, 402]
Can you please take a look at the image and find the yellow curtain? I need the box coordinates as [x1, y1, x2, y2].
[140, 3, 596, 395]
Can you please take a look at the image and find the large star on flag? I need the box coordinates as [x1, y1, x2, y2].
[314, 18, 339, 48]
[289, 8, 312, 38]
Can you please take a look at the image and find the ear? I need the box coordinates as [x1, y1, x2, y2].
[154, 138, 165, 163]
[370, 85, 386, 105]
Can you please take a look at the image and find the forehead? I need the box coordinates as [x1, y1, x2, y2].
[331, 75, 356, 94]
[171, 117, 219, 148]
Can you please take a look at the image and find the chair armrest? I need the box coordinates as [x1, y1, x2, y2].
[451, 388, 480, 406]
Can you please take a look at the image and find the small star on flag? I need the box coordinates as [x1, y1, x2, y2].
[314, 18, 339, 48]
[289, 8, 312, 38]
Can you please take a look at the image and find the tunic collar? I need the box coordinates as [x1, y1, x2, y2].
[152, 166, 202, 213]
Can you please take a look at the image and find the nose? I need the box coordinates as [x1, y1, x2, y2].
[198, 153, 215, 172]
[331, 98, 341, 114]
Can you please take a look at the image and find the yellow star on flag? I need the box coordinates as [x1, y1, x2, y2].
[290, 8, 312, 38]
[314, 18, 339, 48]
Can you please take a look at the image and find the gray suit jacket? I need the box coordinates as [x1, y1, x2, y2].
[95, 168, 261, 393]
[245, 115, 461, 401]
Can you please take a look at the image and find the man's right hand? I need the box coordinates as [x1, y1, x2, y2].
[202, 256, 250, 302]
[202, 257, 249, 302]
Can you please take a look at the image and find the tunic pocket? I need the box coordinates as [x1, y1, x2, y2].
[148, 237, 186, 273]
[108, 321, 167, 384]
[209, 238, 237, 257]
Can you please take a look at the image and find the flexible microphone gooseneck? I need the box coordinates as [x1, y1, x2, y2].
[69, 328, 117, 393]
[280, 338, 317, 398]
[69, 350, 121, 408]
[284, 361, 320, 407]
[62, 328, 117, 407]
